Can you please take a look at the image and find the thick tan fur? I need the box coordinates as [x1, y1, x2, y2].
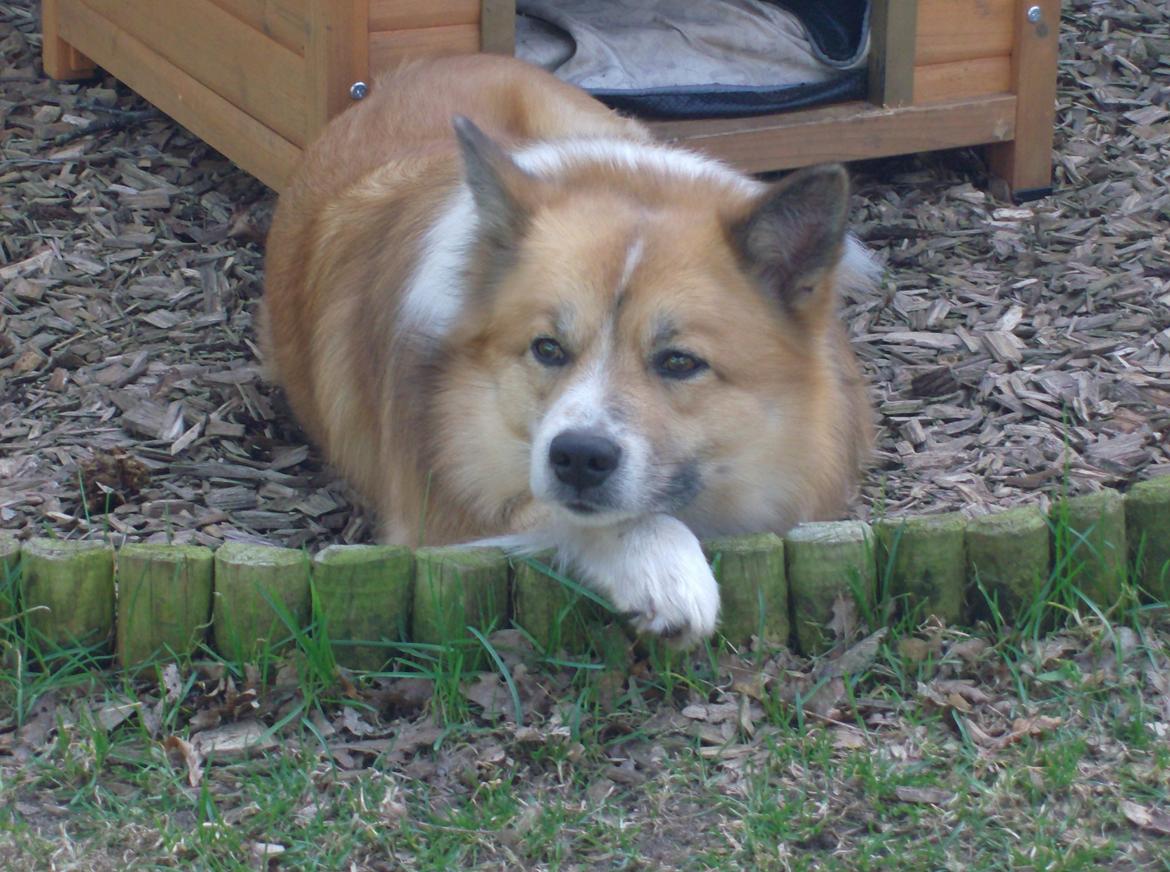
[263, 55, 872, 547]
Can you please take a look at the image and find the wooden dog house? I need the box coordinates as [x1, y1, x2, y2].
[43, 0, 1059, 198]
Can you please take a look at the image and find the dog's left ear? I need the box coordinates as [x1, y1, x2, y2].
[731, 164, 850, 309]
[453, 116, 542, 247]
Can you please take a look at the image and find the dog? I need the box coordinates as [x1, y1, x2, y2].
[262, 55, 874, 647]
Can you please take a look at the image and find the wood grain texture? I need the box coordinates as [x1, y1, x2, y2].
[57, 0, 302, 189]
[480, 0, 516, 55]
[368, 24, 480, 71]
[913, 55, 1012, 104]
[369, 0, 480, 31]
[916, 0, 1014, 65]
[81, 0, 306, 145]
[650, 96, 1017, 174]
[41, 0, 96, 79]
[987, 0, 1060, 195]
[208, 0, 309, 55]
[306, 0, 369, 131]
[868, 0, 918, 107]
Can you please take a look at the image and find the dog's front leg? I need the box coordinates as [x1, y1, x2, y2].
[558, 514, 720, 648]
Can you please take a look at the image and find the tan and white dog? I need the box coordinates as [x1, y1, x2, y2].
[263, 55, 874, 646]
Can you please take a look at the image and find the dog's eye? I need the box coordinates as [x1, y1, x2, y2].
[531, 337, 569, 367]
[654, 350, 708, 379]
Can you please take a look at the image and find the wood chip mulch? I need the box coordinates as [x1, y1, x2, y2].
[2, 0, 1168, 548]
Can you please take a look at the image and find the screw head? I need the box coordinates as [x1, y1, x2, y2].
[1027, 5, 1042, 22]
[349, 81, 369, 100]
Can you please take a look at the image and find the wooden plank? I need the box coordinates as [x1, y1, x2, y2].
[42, 0, 97, 79]
[867, 0, 918, 107]
[650, 96, 1017, 174]
[369, 0, 480, 31]
[913, 55, 1012, 104]
[306, 1, 369, 134]
[369, 24, 480, 71]
[81, 0, 307, 145]
[58, 0, 302, 190]
[987, 0, 1060, 197]
[208, 0, 309, 56]
[480, 0, 516, 55]
[916, 0, 1014, 66]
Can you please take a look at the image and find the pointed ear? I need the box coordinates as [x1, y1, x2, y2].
[730, 164, 850, 308]
[452, 115, 540, 245]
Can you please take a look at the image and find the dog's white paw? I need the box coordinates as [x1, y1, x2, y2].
[564, 514, 720, 649]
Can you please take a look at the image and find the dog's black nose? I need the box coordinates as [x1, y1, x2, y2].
[549, 431, 622, 490]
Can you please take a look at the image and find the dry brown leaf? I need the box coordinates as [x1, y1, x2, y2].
[1009, 715, 1062, 739]
[462, 673, 512, 721]
[191, 718, 278, 758]
[160, 663, 184, 703]
[934, 680, 993, 705]
[948, 638, 990, 662]
[248, 842, 287, 861]
[898, 636, 941, 663]
[720, 654, 770, 701]
[895, 786, 956, 805]
[93, 701, 139, 732]
[163, 735, 203, 787]
[1121, 800, 1170, 836]
[831, 727, 868, 750]
[827, 593, 859, 642]
[817, 628, 888, 680]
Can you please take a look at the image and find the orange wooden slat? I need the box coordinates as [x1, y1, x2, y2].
[207, 0, 309, 56]
[369, 0, 480, 31]
[915, 0, 1014, 66]
[913, 55, 1012, 104]
[42, 0, 97, 79]
[650, 96, 1017, 174]
[306, 1, 369, 132]
[81, 0, 307, 145]
[369, 24, 480, 71]
[58, 0, 302, 190]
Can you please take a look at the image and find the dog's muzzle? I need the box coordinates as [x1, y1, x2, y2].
[547, 429, 622, 513]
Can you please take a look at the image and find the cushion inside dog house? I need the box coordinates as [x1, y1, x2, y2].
[516, 0, 871, 119]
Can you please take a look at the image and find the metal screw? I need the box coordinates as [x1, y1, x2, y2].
[349, 81, 369, 100]
[1027, 5, 1042, 22]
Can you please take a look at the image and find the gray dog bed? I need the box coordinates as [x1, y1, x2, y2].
[516, 0, 870, 119]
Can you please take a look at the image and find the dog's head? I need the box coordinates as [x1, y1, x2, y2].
[437, 118, 868, 537]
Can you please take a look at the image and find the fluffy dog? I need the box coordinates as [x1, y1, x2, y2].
[263, 55, 874, 646]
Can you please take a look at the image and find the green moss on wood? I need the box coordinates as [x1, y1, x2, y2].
[786, 521, 875, 654]
[966, 506, 1050, 623]
[1055, 489, 1126, 609]
[116, 544, 213, 666]
[705, 533, 788, 648]
[312, 544, 413, 671]
[212, 542, 310, 662]
[412, 547, 509, 645]
[20, 538, 115, 651]
[0, 533, 18, 623]
[876, 513, 966, 625]
[1126, 477, 1170, 602]
[511, 553, 599, 652]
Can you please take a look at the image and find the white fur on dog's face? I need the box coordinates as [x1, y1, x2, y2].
[436, 140, 868, 544]
[442, 191, 794, 536]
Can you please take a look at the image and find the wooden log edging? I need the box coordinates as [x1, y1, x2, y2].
[2, 477, 1169, 667]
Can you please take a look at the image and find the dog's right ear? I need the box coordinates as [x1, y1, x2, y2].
[453, 116, 542, 246]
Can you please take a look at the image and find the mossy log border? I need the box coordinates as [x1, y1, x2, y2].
[3, 479, 1169, 666]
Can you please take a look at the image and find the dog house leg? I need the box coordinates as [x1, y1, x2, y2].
[42, 0, 97, 80]
[987, 0, 1059, 201]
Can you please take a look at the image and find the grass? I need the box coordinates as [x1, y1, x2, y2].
[2, 516, 1170, 870]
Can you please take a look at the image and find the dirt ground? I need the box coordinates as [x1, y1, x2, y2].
[2, 0, 1168, 549]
